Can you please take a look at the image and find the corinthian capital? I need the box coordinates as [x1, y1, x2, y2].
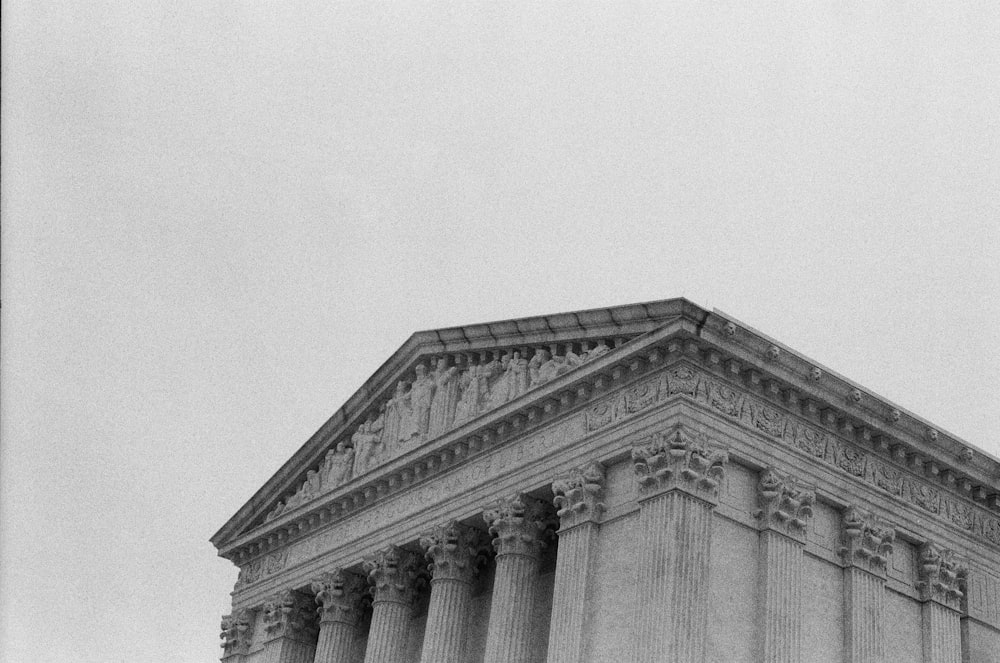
[756, 468, 815, 542]
[916, 542, 969, 611]
[420, 521, 490, 583]
[363, 546, 421, 605]
[261, 590, 318, 642]
[310, 568, 367, 625]
[631, 426, 728, 503]
[839, 507, 895, 578]
[552, 461, 606, 529]
[483, 493, 550, 558]
[220, 608, 253, 657]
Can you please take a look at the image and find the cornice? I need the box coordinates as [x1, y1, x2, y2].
[214, 299, 1000, 563]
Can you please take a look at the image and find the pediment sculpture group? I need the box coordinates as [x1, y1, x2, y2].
[264, 342, 613, 522]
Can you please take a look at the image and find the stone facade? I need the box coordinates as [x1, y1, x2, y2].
[212, 299, 1000, 663]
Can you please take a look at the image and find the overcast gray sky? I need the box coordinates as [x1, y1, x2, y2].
[3, 3, 999, 662]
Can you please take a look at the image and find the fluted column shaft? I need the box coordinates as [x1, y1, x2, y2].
[636, 490, 715, 663]
[922, 602, 961, 663]
[546, 522, 598, 663]
[759, 530, 804, 663]
[840, 508, 895, 663]
[419, 521, 488, 663]
[546, 461, 605, 663]
[313, 621, 356, 663]
[631, 426, 728, 663]
[483, 494, 549, 663]
[755, 467, 815, 663]
[362, 547, 421, 663]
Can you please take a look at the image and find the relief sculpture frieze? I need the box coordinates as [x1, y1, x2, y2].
[586, 362, 1000, 548]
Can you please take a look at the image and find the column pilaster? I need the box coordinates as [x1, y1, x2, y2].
[362, 546, 421, 663]
[259, 590, 319, 663]
[545, 461, 605, 663]
[916, 542, 968, 663]
[310, 569, 367, 663]
[632, 425, 728, 663]
[482, 493, 550, 663]
[755, 467, 815, 663]
[418, 521, 490, 663]
[220, 608, 254, 663]
[839, 507, 895, 663]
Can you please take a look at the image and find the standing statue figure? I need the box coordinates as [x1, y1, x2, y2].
[528, 349, 550, 388]
[409, 363, 436, 441]
[506, 351, 530, 401]
[428, 358, 460, 438]
[352, 419, 383, 478]
[454, 365, 484, 425]
[382, 381, 411, 450]
[322, 442, 355, 489]
[486, 354, 513, 410]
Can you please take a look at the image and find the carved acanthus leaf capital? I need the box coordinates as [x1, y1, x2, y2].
[631, 426, 728, 504]
[363, 546, 421, 605]
[839, 507, 895, 578]
[916, 542, 969, 611]
[552, 461, 606, 529]
[310, 568, 367, 625]
[420, 521, 490, 583]
[756, 468, 815, 542]
[261, 590, 318, 642]
[220, 608, 253, 657]
[483, 493, 550, 559]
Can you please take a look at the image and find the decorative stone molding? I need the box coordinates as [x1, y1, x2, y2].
[420, 521, 489, 583]
[916, 542, 969, 611]
[310, 568, 367, 625]
[756, 468, 815, 542]
[552, 461, 606, 529]
[839, 507, 895, 578]
[483, 493, 550, 558]
[631, 425, 728, 504]
[261, 589, 318, 642]
[363, 546, 421, 605]
[220, 608, 253, 657]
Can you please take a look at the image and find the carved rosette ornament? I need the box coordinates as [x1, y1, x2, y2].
[483, 493, 550, 559]
[220, 609, 253, 658]
[420, 521, 489, 584]
[363, 546, 421, 605]
[756, 468, 816, 542]
[551, 461, 606, 530]
[631, 426, 728, 504]
[261, 590, 318, 643]
[916, 542, 969, 611]
[839, 507, 895, 578]
[310, 568, 367, 625]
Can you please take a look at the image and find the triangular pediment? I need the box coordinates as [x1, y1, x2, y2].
[211, 298, 699, 548]
[212, 298, 1000, 560]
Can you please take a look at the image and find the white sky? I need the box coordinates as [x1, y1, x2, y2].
[2, 3, 998, 662]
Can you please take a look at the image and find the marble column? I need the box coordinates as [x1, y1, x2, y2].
[418, 521, 489, 663]
[362, 546, 421, 663]
[259, 590, 320, 663]
[220, 608, 254, 663]
[839, 507, 896, 663]
[310, 569, 367, 663]
[631, 425, 728, 663]
[482, 493, 550, 663]
[916, 542, 968, 663]
[545, 461, 606, 663]
[755, 467, 815, 663]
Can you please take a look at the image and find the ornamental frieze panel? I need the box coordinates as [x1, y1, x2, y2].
[585, 361, 1000, 548]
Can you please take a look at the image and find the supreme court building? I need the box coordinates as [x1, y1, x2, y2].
[211, 299, 1000, 663]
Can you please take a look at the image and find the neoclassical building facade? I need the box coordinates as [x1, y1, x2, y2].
[212, 299, 1000, 663]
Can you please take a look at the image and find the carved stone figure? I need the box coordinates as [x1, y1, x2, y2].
[532, 347, 581, 387]
[322, 442, 355, 490]
[352, 419, 384, 478]
[581, 340, 610, 363]
[506, 351, 529, 401]
[383, 381, 412, 448]
[409, 363, 436, 441]
[486, 354, 512, 410]
[428, 358, 460, 438]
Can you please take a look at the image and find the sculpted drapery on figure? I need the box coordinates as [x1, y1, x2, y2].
[383, 381, 411, 450]
[410, 363, 436, 440]
[428, 358, 460, 438]
[322, 442, 355, 489]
